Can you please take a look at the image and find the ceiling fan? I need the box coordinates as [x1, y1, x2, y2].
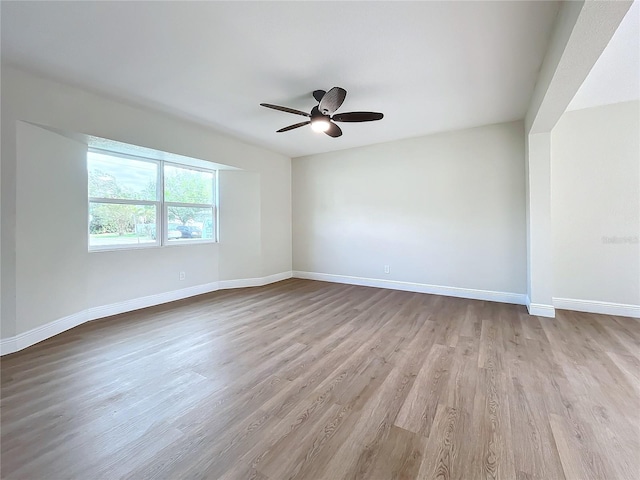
[260, 87, 384, 138]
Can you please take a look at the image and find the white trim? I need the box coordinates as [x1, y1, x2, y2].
[553, 297, 640, 319]
[85, 281, 221, 322]
[89, 198, 158, 206]
[219, 271, 293, 290]
[293, 271, 527, 306]
[526, 302, 556, 318]
[1, 271, 293, 356]
[0, 338, 17, 356]
[0, 311, 87, 356]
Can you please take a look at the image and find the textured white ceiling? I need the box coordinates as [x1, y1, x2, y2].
[1, 1, 560, 158]
[567, 1, 639, 112]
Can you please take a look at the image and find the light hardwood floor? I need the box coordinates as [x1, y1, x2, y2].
[1, 279, 639, 479]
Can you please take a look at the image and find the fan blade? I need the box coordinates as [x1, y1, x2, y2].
[332, 111, 384, 122]
[276, 121, 310, 133]
[324, 122, 342, 138]
[319, 87, 347, 115]
[313, 90, 326, 102]
[260, 103, 310, 117]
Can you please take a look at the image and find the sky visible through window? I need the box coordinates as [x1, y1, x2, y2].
[88, 151, 157, 199]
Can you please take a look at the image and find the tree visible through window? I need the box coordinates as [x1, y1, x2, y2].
[88, 150, 216, 250]
[164, 164, 215, 243]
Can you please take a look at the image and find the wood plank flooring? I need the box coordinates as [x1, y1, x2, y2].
[1, 278, 639, 479]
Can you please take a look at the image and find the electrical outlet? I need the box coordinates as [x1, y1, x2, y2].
[384, 265, 390, 274]
[179, 271, 186, 281]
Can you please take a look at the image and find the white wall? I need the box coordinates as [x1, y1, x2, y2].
[525, 132, 554, 314]
[522, 0, 633, 317]
[218, 170, 262, 281]
[552, 101, 640, 308]
[1, 65, 292, 341]
[16, 123, 89, 333]
[292, 121, 527, 297]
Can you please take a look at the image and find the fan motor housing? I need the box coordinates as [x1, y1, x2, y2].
[311, 105, 329, 120]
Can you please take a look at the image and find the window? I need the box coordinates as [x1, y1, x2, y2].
[164, 164, 216, 243]
[88, 149, 216, 250]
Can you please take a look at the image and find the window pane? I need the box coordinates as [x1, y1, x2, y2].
[88, 151, 158, 201]
[89, 202, 157, 247]
[164, 165, 214, 204]
[167, 207, 214, 241]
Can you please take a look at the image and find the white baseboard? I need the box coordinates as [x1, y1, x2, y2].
[218, 271, 292, 290]
[553, 297, 640, 318]
[0, 338, 16, 356]
[0, 310, 87, 356]
[293, 271, 527, 306]
[1, 271, 293, 356]
[526, 300, 556, 318]
[86, 281, 221, 322]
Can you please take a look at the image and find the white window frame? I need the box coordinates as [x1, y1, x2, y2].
[163, 161, 218, 246]
[88, 149, 217, 252]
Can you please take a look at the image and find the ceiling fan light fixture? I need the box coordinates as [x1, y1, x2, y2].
[260, 87, 383, 138]
[311, 118, 331, 132]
